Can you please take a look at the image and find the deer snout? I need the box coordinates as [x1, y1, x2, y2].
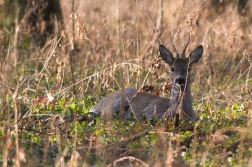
[175, 77, 186, 85]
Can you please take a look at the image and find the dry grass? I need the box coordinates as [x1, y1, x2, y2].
[0, 0, 252, 166]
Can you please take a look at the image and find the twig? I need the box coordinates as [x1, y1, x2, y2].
[77, 130, 149, 151]
[107, 156, 149, 167]
[12, 2, 20, 166]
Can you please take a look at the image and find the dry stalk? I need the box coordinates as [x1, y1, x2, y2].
[107, 156, 149, 167]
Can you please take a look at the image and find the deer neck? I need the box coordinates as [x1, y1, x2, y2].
[171, 82, 195, 120]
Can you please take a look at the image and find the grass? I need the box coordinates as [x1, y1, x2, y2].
[0, 0, 252, 166]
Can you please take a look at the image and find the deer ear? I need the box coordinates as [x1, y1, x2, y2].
[189, 45, 203, 64]
[159, 45, 174, 66]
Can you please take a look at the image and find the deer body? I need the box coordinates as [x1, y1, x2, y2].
[91, 36, 203, 122]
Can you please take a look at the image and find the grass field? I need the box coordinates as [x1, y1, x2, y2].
[0, 0, 252, 166]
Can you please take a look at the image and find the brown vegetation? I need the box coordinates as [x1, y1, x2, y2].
[0, 0, 251, 166]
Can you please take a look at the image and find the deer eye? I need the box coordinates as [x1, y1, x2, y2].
[188, 67, 191, 71]
[171, 67, 174, 72]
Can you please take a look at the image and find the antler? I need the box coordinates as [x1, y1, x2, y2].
[181, 33, 190, 58]
[170, 32, 179, 58]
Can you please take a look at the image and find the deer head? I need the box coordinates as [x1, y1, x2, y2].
[159, 34, 203, 121]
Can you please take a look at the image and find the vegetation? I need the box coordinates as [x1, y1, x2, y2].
[0, 0, 251, 166]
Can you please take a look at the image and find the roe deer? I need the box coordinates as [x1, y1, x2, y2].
[91, 35, 203, 123]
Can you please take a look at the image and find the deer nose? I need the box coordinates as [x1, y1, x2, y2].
[175, 77, 185, 85]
